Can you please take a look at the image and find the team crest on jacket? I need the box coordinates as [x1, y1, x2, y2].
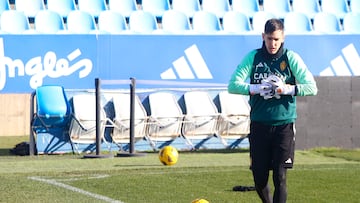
[280, 61, 287, 71]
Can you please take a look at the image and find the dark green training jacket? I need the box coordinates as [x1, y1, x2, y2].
[228, 44, 318, 126]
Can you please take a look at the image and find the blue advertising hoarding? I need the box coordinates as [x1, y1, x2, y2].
[1, 34, 360, 93]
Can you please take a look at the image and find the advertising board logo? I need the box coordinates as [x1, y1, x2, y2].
[0, 38, 93, 91]
[160, 44, 213, 79]
[320, 43, 360, 76]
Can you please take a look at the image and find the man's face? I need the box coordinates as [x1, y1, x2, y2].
[262, 30, 284, 55]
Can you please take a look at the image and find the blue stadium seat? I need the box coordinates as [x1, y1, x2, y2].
[0, 10, 31, 34]
[350, 0, 360, 13]
[128, 10, 158, 33]
[0, 0, 10, 15]
[161, 10, 191, 34]
[46, 0, 77, 20]
[171, 0, 201, 19]
[284, 12, 313, 34]
[222, 11, 252, 33]
[263, 0, 291, 19]
[192, 11, 222, 33]
[313, 12, 342, 34]
[108, 0, 138, 18]
[15, 0, 45, 18]
[343, 12, 360, 33]
[321, 0, 349, 20]
[141, 0, 170, 19]
[292, 0, 321, 19]
[66, 10, 97, 34]
[201, 0, 231, 19]
[252, 11, 276, 33]
[98, 10, 128, 34]
[77, 0, 107, 19]
[232, 0, 260, 19]
[34, 10, 65, 34]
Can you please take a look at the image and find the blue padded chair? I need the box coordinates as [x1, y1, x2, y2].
[32, 85, 71, 131]
[201, 0, 231, 19]
[46, 0, 77, 20]
[232, 0, 260, 19]
[321, 0, 349, 20]
[192, 11, 222, 33]
[141, 0, 170, 19]
[66, 10, 97, 34]
[222, 11, 252, 33]
[15, 0, 45, 18]
[34, 10, 65, 34]
[343, 12, 360, 33]
[0, 0, 10, 15]
[350, 0, 360, 13]
[108, 0, 137, 18]
[313, 12, 342, 34]
[171, 0, 201, 18]
[129, 10, 158, 33]
[161, 10, 191, 33]
[98, 10, 128, 34]
[284, 12, 313, 34]
[292, 0, 321, 19]
[0, 10, 30, 34]
[263, 0, 291, 19]
[77, 0, 107, 19]
[252, 11, 276, 33]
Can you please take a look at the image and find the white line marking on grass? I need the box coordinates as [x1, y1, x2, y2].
[29, 176, 123, 203]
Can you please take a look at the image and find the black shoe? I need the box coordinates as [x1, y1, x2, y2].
[233, 185, 256, 192]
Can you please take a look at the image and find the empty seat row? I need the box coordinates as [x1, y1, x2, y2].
[2, 9, 360, 34]
[32, 85, 250, 153]
[2, 0, 359, 21]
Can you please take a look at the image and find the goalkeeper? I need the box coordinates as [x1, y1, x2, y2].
[228, 18, 317, 203]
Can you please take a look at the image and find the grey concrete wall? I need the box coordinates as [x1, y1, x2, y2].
[296, 77, 360, 149]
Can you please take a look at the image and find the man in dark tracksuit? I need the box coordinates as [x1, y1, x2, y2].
[228, 19, 318, 203]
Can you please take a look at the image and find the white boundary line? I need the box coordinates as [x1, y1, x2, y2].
[28, 176, 123, 203]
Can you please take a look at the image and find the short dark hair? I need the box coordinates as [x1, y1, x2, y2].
[264, 18, 284, 34]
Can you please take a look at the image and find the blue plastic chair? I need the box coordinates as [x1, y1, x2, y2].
[321, 0, 349, 20]
[32, 85, 71, 130]
[108, 0, 137, 18]
[171, 0, 201, 18]
[192, 11, 222, 33]
[252, 11, 276, 33]
[0, 10, 30, 34]
[66, 10, 97, 34]
[292, 0, 321, 19]
[77, 0, 107, 18]
[34, 10, 65, 34]
[129, 10, 158, 33]
[201, 0, 231, 19]
[0, 0, 10, 15]
[350, 0, 360, 13]
[46, 0, 77, 19]
[232, 0, 260, 19]
[161, 10, 191, 33]
[15, 0, 45, 18]
[284, 12, 313, 34]
[343, 12, 360, 33]
[98, 10, 128, 34]
[313, 12, 342, 34]
[263, 0, 291, 19]
[141, 0, 170, 19]
[222, 11, 252, 33]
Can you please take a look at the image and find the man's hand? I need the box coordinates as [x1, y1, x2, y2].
[249, 80, 272, 96]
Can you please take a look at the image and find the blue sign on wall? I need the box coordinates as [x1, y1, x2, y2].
[1, 34, 360, 93]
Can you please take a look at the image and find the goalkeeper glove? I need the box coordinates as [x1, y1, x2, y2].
[249, 81, 272, 95]
[266, 75, 296, 96]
